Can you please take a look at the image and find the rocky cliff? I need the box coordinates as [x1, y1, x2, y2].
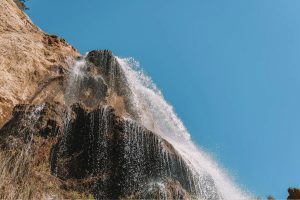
[0, 1, 222, 199]
[0, 0, 79, 128]
[0, 101, 198, 199]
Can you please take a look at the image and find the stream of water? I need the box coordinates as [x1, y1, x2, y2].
[116, 57, 251, 200]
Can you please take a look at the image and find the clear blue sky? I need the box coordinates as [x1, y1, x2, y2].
[26, 0, 300, 198]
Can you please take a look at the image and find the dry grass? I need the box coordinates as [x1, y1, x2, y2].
[0, 135, 94, 199]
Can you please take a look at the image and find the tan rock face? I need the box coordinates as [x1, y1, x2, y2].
[0, 0, 80, 127]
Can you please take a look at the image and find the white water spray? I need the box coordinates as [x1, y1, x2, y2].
[116, 57, 251, 200]
[65, 59, 87, 105]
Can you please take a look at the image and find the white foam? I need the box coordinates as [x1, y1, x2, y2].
[117, 57, 252, 200]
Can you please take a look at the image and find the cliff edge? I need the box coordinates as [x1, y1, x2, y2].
[0, 0, 79, 127]
[0, 1, 208, 199]
[0, 1, 279, 200]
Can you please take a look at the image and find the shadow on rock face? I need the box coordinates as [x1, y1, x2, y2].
[0, 101, 220, 199]
[50, 103, 220, 199]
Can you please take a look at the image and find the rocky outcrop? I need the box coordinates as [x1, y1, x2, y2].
[0, 0, 223, 199]
[85, 50, 138, 118]
[0, 0, 79, 127]
[63, 50, 139, 119]
[0, 101, 220, 199]
[0, 102, 186, 199]
[0, 102, 75, 199]
[51, 103, 197, 199]
[288, 188, 300, 200]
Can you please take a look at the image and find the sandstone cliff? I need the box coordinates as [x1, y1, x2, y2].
[0, 0, 79, 127]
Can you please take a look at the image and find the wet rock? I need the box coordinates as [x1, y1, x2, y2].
[86, 50, 115, 73]
[0, 102, 67, 143]
[0, 102, 217, 199]
[85, 50, 139, 119]
[65, 73, 108, 108]
[86, 50, 130, 96]
[50, 103, 220, 199]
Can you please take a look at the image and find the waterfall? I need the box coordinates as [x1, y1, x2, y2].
[116, 57, 251, 200]
[57, 52, 251, 199]
[65, 58, 87, 105]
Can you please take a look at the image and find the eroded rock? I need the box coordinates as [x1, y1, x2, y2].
[0, 0, 79, 127]
[50, 103, 205, 199]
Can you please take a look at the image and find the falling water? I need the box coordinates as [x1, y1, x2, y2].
[65, 58, 87, 105]
[57, 54, 251, 199]
[116, 57, 251, 200]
